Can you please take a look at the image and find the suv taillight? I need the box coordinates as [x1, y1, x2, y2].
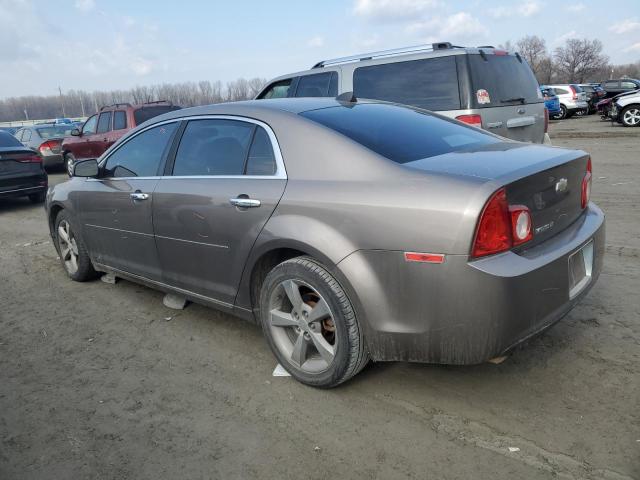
[471, 188, 533, 258]
[569, 85, 578, 100]
[544, 107, 549, 133]
[581, 157, 592, 209]
[456, 114, 482, 128]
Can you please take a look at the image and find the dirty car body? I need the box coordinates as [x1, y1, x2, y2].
[46, 98, 604, 385]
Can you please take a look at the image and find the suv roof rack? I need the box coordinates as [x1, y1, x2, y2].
[311, 42, 460, 68]
[100, 102, 132, 111]
[140, 100, 173, 106]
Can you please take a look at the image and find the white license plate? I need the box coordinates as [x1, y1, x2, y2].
[568, 240, 594, 299]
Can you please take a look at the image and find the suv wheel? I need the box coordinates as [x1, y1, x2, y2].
[259, 256, 369, 388]
[621, 106, 640, 127]
[554, 105, 568, 120]
[54, 210, 97, 281]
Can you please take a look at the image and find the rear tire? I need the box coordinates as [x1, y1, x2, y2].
[54, 210, 97, 282]
[28, 192, 45, 203]
[259, 256, 369, 388]
[555, 105, 568, 120]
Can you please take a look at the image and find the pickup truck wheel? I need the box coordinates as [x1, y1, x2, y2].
[65, 153, 76, 176]
[259, 256, 369, 388]
[621, 106, 640, 127]
[54, 210, 97, 281]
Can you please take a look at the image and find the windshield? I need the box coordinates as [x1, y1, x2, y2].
[36, 126, 73, 139]
[469, 54, 542, 107]
[300, 103, 500, 164]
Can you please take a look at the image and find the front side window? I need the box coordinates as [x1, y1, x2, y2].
[103, 122, 178, 177]
[83, 115, 98, 135]
[172, 119, 254, 176]
[354, 56, 461, 111]
[603, 81, 619, 89]
[96, 112, 112, 134]
[259, 79, 292, 99]
[113, 111, 127, 130]
[295, 73, 334, 97]
[300, 103, 499, 164]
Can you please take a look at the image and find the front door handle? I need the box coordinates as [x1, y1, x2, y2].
[229, 197, 261, 208]
[130, 192, 149, 201]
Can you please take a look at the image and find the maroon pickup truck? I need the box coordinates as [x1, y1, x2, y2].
[62, 101, 181, 173]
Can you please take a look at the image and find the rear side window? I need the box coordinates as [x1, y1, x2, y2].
[96, 112, 112, 134]
[0, 131, 23, 147]
[468, 54, 541, 107]
[113, 111, 127, 130]
[246, 127, 276, 175]
[172, 119, 254, 176]
[259, 79, 292, 99]
[554, 87, 569, 95]
[133, 105, 181, 126]
[104, 122, 178, 177]
[295, 72, 335, 97]
[22, 129, 32, 141]
[353, 57, 461, 110]
[300, 103, 498, 164]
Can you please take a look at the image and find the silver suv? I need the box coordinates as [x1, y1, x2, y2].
[257, 43, 548, 143]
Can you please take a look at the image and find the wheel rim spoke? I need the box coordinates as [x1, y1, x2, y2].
[291, 332, 309, 367]
[270, 309, 298, 328]
[70, 239, 79, 255]
[307, 297, 331, 324]
[309, 331, 335, 365]
[58, 225, 69, 244]
[282, 279, 304, 313]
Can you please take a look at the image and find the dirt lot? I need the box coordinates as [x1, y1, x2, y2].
[1, 114, 638, 480]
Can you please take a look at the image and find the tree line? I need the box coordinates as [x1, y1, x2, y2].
[0, 78, 267, 123]
[501, 36, 639, 85]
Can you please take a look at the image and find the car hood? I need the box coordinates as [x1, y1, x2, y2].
[403, 142, 584, 183]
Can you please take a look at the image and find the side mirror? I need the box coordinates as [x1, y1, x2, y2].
[70, 128, 81, 136]
[72, 158, 99, 178]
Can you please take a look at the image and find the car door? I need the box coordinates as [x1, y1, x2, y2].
[77, 121, 180, 280]
[93, 111, 112, 158]
[75, 114, 98, 159]
[152, 117, 287, 306]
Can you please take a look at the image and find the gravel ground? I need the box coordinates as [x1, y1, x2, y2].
[1, 114, 638, 479]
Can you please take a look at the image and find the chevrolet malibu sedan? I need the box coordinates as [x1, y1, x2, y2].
[45, 98, 604, 387]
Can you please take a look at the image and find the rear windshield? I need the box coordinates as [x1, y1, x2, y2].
[469, 54, 542, 108]
[36, 126, 73, 139]
[300, 103, 499, 164]
[133, 105, 181, 126]
[353, 56, 461, 111]
[0, 131, 22, 147]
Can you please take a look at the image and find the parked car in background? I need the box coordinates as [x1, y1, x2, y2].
[46, 98, 603, 387]
[610, 89, 640, 127]
[257, 43, 548, 144]
[54, 118, 73, 125]
[62, 101, 181, 174]
[597, 89, 640, 120]
[14, 124, 75, 169]
[577, 84, 606, 114]
[0, 130, 47, 203]
[600, 79, 640, 98]
[543, 84, 588, 119]
[541, 86, 561, 117]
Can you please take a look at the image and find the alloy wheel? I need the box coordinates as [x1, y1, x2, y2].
[268, 279, 337, 373]
[57, 220, 79, 275]
[622, 108, 640, 126]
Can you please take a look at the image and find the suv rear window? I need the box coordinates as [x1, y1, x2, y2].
[133, 105, 181, 126]
[468, 54, 541, 108]
[300, 103, 498, 164]
[353, 56, 461, 110]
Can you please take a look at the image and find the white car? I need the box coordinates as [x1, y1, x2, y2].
[544, 84, 588, 119]
[611, 89, 640, 127]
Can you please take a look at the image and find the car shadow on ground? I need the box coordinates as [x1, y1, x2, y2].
[0, 197, 42, 213]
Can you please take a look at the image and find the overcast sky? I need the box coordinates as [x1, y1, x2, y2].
[1, 0, 639, 98]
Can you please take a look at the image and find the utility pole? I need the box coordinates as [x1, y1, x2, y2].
[58, 86, 66, 117]
[24, 108, 29, 121]
[80, 95, 85, 117]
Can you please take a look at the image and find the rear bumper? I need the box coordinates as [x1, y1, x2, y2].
[41, 153, 64, 167]
[337, 203, 605, 364]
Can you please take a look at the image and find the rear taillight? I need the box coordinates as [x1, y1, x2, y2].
[569, 85, 578, 100]
[39, 140, 60, 153]
[471, 188, 533, 258]
[16, 154, 42, 163]
[581, 157, 592, 209]
[544, 107, 549, 133]
[456, 114, 482, 128]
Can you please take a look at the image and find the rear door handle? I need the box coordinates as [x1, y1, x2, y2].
[229, 197, 261, 208]
[130, 192, 149, 201]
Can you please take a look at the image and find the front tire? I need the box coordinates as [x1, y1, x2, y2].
[64, 153, 76, 176]
[259, 256, 368, 388]
[554, 105, 568, 120]
[54, 210, 97, 281]
[620, 106, 640, 127]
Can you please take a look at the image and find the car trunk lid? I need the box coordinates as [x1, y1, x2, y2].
[0, 148, 44, 191]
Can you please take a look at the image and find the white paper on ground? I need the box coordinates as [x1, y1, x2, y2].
[272, 364, 291, 377]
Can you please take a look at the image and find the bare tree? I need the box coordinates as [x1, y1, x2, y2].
[554, 38, 609, 83]
[516, 35, 550, 82]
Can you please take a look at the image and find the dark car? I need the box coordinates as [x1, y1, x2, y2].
[46, 98, 603, 387]
[0, 131, 48, 203]
[62, 101, 181, 174]
[600, 79, 640, 98]
[14, 124, 75, 169]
